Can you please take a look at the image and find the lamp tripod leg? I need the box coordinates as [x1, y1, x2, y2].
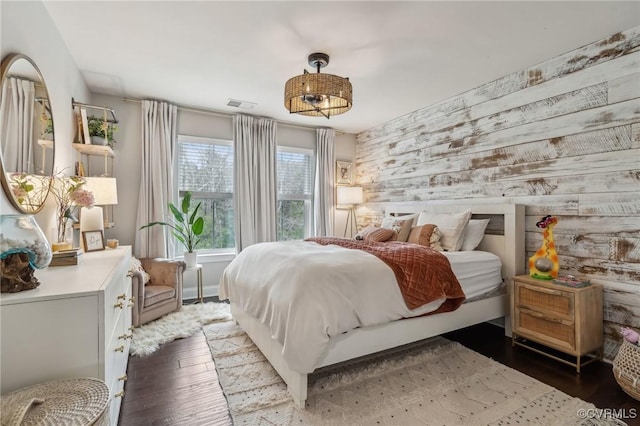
[343, 208, 350, 238]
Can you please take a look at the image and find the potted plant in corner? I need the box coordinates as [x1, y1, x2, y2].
[139, 191, 204, 268]
[87, 115, 117, 148]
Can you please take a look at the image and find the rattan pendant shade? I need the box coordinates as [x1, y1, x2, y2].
[284, 53, 352, 119]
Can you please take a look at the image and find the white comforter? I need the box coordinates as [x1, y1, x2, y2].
[218, 240, 445, 374]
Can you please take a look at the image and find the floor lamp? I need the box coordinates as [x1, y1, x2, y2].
[336, 186, 363, 238]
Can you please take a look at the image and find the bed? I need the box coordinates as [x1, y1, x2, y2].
[219, 202, 525, 408]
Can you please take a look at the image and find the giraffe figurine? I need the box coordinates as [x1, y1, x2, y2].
[529, 215, 559, 280]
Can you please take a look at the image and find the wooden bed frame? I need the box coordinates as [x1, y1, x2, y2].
[230, 202, 525, 408]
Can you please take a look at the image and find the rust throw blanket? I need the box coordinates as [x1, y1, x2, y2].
[305, 237, 465, 314]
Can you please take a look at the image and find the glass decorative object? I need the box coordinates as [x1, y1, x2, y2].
[528, 215, 559, 280]
[0, 215, 52, 292]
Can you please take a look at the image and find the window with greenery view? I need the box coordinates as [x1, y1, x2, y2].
[277, 147, 314, 241]
[176, 135, 234, 254]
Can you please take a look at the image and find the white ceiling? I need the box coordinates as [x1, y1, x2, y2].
[43, 1, 640, 134]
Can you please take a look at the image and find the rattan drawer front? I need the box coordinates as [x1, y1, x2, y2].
[517, 283, 573, 320]
[517, 308, 575, 351]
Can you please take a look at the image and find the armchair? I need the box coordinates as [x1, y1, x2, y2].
[130, 258, 186, 327]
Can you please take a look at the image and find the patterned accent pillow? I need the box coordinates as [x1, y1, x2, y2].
[355, 227, 397, 242]
[129, 257, 151, 285]
[416, 210, 471, 251]
[407, 224, 444, 251]
[380, 215, 416, 242]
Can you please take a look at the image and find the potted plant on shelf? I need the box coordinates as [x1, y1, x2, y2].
[42, 116, 53, 139]
[87, 116, 117, 148]
[139, 191, 204, 268]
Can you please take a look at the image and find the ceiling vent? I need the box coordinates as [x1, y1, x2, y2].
[227, 99, 256, 109]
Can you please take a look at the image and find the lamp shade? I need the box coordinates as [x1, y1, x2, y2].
[83, 177, 118, 205]
[336, 186, 363, 205]
[284, 53, 352, 119]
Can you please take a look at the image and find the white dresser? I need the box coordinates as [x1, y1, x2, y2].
[0, 246, 133, 425]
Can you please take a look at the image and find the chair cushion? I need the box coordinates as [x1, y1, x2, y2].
[143, 285, 176, 307]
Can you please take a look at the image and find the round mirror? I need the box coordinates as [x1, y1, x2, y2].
[0, 53, 55, 214]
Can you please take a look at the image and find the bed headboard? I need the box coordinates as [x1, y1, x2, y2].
[383, 202, 525, 282]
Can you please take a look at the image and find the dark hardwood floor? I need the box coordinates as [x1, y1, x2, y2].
[120, 308, 639, 426]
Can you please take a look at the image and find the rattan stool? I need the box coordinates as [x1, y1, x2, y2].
[0, 377, 109, 425]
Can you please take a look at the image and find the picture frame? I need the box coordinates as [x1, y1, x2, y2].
[80, 107, 91, 145]
[82, 230, 105, 252]
[336, 161, 353, 185]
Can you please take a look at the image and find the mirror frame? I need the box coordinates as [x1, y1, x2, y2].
[0, 53, 55, 214]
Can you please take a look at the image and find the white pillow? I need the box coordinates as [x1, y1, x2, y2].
[416, 209, 471, 251]
[461, 219, 490, 251]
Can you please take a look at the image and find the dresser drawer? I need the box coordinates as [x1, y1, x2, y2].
[108, 368, 127, 424]
[104, 259, 131, 333]
[516, 307, 575, 351]
[105, 294, 131, 379]
[516, 282, 573, 320]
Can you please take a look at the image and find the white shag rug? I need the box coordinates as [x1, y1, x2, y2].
[203, 321, 625, 426]
[130, 302, 231, 356]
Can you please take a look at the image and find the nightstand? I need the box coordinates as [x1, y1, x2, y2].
[511, 274, 603, 373]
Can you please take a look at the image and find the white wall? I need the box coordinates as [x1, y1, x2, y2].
[90, 94, 357, 299]
[0, 1, 91, 235]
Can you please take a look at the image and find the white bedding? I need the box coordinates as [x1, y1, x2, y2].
[443, 250, 503, 299]
[218, 240, 501, 374]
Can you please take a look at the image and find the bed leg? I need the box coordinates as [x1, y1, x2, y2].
[504, 314, 513, 337]
[287, 372, 308, 409]
[290, 391, 306, 409]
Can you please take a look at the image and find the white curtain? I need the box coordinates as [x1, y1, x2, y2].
[233, 114, 277, 252]
[0, 77, 35, 173]
[134, 100, 177, 258]
[313, 128, 335, 236]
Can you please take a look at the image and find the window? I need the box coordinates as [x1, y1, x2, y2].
[176, 135, 234, 253]
[277, 146, 314, 240]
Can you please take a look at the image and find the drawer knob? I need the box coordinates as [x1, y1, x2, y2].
[115, 390, 125, 398]
[115, 345, 125, 353]
[119, 333, 133, 340]
[128, 326, 135, 332]
[127, 301, 135, 308]
[117, 293, 126, 300]
[114, 302, 124, 309]
[118, 374, 128, 382]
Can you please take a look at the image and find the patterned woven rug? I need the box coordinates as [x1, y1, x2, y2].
[203, 320, 624, 426]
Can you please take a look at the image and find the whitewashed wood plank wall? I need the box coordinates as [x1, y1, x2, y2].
[354, 27, 640, 360]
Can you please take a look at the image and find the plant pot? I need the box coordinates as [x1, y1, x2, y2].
[52, 241, 72, 252]
[184, 251, 198, 268]
[90, 136, 108, 146]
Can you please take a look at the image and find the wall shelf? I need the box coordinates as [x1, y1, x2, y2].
[72, 143, 115, 158]
[37, 139, 54, 150]
[71, 99, 118, 124]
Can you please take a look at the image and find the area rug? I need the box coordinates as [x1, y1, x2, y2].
[203, 321, 622, 426]
[130, 302, 231, 356]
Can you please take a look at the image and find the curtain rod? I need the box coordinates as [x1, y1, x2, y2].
[122, 97, 345, 134]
